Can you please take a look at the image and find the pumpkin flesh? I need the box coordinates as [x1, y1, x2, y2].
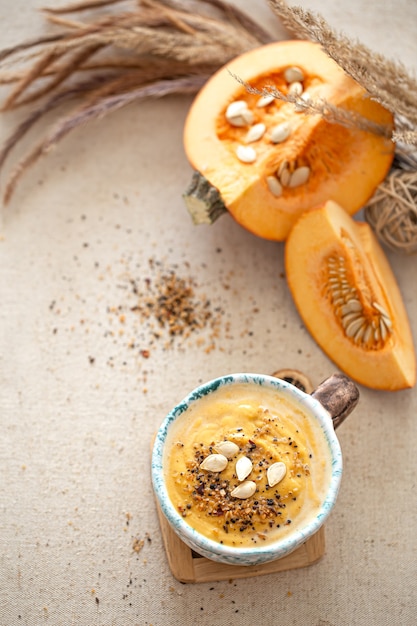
[183, 41, 394, 241]
[285, 200, 416, 390]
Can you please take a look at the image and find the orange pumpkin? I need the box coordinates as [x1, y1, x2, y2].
[285, 200, 416, 390]
[183, 40, 394, 241]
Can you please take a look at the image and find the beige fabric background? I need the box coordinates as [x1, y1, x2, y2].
[1, 1, 416, 625]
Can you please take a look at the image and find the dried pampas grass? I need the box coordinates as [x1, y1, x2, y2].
[268, 0, 417, 146]
[0, 0, 273, 202]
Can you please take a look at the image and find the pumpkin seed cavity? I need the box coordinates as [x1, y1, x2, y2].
[225, 64, 310, 193]
[326, 249, 393, 349]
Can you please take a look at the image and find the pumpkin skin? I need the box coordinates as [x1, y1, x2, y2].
[183, 40, 394, 241]
[285, 200, 416, 391]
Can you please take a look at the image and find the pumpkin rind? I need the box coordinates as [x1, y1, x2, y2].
[183, 40, 395, 241]
[285, 200, 416, 391]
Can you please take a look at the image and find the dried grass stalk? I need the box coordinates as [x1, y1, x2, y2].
[0, 0, 273, 202]
[234, 77, 392, 139]
[268, 0, 417, 143]
[2, 75, 207, 204]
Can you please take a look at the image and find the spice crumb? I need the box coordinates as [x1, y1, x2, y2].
[132, 537, 145, 553]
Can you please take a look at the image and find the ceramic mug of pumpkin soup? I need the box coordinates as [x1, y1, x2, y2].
[151, 372, 359, 566]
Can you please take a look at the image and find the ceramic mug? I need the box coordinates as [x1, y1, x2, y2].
[151, 372, 359, 566]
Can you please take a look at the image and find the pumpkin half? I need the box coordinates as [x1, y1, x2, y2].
[285, 200, 416, 390]
[183, 40, 394, 241]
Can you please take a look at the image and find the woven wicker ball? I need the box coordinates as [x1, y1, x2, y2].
[364, 168, 417, 254]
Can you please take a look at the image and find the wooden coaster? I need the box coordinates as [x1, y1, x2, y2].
[156, 503, 325, 583]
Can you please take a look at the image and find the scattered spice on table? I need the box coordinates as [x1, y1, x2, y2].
[129, 259, 224, 346]
[48, 253, 245, 380]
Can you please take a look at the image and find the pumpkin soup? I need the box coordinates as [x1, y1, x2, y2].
[164, 382, 333, 548]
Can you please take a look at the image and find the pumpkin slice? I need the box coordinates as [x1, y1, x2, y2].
[183, 40, 394, 241]
[285, 200, 416, 390]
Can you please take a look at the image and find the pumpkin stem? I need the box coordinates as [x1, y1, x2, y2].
[183, 171, 227, 225]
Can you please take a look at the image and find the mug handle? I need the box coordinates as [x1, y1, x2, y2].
[271, 369, 359, 430]
[310, 373, 360, 430]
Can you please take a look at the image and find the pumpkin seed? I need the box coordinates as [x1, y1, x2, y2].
[346, 299, 363, 311]
[277, 160, 289, 177]
[340, 300, 362, 316]
[256, 93, 275, 108]
[346, 316, 367, 338]
[226, 100, 253, 127]
[266, 175, 283, 197]
[278, 161, 291, 186]
[230, 480, 256, 499]
[288, 166, 310, 187]
[373, 301, 390, 319]
[200, 453, 228, 472]
[330, 287, 342, 297]
[214, 440, 239, 459]
[354, 323, 367, 343]
[245, 122, 266, 143]
[267, 461, 286, 487]
[270, 121, 292, 144]
[288, 81, 303, 96]
[226, 100, 247, 115]
[379, 319, 388, 341]
[373, 301, 393, 341]
[295, 92, 312, 112]
[236, 456, 253, 481]
[236, 145, 257, 163]
[363, 324, 373, 345]
[241, 109, 255, 125]
[380, 316, 392, 333]
[380, 314, 392, 328]
[341, 311, 364, 328]
[284, 66, 305, 83]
